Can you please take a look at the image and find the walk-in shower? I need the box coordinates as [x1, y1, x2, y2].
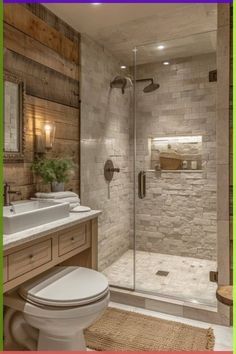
[104, 31, 218, 308]
[81, 30, 218, 310]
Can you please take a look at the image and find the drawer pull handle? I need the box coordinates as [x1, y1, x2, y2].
[29, 254, 34, 259]
[71, 237, 75, 241]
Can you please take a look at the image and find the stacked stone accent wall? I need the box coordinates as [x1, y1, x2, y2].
[136, 171, 216, 260]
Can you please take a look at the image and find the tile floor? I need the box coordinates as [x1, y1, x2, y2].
[108, 301, 233, 351]
[103, 250, 217, 306]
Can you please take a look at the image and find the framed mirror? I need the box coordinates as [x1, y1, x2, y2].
[4, 72, 25, 162]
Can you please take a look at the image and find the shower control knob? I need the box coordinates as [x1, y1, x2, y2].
[108, 167, 120, 173]
[104, 160, 120, 182]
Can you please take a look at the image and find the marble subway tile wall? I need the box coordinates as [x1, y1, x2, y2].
[80, 35, 132, 271]
[135, 53, 217, 260]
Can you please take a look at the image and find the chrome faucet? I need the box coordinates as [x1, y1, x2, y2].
[3, 183, 21, 206]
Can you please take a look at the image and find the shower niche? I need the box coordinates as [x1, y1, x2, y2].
[150, 135, 203, 172]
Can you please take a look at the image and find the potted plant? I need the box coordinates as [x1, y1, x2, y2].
[31, 158, 75, 192]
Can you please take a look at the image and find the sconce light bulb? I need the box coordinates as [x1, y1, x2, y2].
[44, 124, 52, 132]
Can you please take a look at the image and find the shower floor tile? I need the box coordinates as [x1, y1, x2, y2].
[102, 250, 217, 307]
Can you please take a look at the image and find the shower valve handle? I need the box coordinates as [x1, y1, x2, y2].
[108, 167, 120, 173]
[104, 160, 120, 182]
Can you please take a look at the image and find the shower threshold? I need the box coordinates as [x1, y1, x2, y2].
[110, 286, 222, 325]
[111, 285, 217, 308]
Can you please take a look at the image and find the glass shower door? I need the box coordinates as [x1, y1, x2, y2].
[99, 59, 135, 292]
[134, 33, 218, 307]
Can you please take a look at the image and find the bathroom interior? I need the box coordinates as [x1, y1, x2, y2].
[2, 2, 232, 351]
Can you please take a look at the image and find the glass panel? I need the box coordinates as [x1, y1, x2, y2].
[80, 40, 135, 290]
[134, 31, 217, 307]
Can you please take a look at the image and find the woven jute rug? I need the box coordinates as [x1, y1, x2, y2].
[85, 307, 215, 351]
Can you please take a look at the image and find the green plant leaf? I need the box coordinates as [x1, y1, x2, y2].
[31, 158, 75, 184]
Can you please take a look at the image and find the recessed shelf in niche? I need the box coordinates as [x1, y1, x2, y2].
[152, 136, 202, 143]
[150, 135, 203, 172]
[147, 169, 203, 173]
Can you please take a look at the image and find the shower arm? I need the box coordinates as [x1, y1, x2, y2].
[135, 78, 154, 84]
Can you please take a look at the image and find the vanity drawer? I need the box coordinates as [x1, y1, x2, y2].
[8, 239, 52, 280]
[58, 224, 88, 256]
[3, 257, 8, 283]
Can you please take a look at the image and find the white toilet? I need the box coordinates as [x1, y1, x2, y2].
[4, 266, 110, 351]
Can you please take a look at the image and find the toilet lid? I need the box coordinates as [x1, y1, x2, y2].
[19, 267, 109, 307]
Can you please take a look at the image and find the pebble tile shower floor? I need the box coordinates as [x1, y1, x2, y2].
[103, 250, 217, 306]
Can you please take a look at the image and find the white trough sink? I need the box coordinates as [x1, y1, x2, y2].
[4, 200, 70, 235]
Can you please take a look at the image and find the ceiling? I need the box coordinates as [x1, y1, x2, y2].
[136, 31, 216, 65]
[44, 3, 217, 65]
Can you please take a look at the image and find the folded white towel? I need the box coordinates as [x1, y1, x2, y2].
[35, 191, 79, 199]
[54, 196, 80, 204]
[34, 197, 80, 204]
[31, 197, 80, 211]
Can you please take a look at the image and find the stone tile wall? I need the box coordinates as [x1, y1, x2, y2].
[81, 39, 217, 267]
[134, 53, 217, 260]
[80, 34, 132, 271]
[136, 171, 216, 260]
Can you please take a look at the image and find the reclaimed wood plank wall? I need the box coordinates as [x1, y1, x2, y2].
[3, 4, 81, 200]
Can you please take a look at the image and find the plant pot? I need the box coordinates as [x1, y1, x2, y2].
[51, 182, 65, 192]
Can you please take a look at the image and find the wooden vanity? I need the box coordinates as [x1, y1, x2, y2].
[3, 212, 100, 293]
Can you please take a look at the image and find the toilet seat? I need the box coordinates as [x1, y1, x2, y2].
[4, 266, 110, 351]
[18, 266, 109, 308]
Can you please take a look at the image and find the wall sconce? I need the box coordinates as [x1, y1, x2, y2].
[35, 121, 56, 154]
[44, 121, 56, 149]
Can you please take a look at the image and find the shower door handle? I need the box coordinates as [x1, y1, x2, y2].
[138, 171, 146, 199]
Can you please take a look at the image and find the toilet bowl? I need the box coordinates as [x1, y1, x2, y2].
[4, 266, 110, 351]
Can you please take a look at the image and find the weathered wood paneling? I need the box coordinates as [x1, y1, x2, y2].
[4, 23, 79, 80]
[4, 4, 80, 64]
[4, 49, 80, 108]
[24, 95, 80, 155]
[23, 3, 80, 45]
[4, 4, 80, 199]
[25, 96, 79, 126]
[4, 94, 80, 199]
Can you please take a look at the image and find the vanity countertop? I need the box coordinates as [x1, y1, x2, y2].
[4, 210, 101, 251]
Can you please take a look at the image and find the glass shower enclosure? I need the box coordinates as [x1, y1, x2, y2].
[102, 31, 218, 308]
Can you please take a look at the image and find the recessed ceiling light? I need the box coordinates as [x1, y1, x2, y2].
[120, 65, 127, 69]
[91, 3, 101, 5]
[163, 61, 170, 65]
[157, 45, 165, 50]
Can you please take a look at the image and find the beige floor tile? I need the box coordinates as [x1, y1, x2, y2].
[103, 250, 217, 306]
